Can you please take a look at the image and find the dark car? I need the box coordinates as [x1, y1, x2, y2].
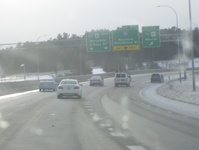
[151, 74, 164, 83]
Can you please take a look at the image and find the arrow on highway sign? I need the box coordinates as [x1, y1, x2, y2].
[149, 42, 154, 46]
[86, 31, 111, 52]
[142, 26, 161, 48]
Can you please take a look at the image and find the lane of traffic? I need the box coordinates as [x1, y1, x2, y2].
[0, 79, 125, 150]
[97, 74, 199, 150]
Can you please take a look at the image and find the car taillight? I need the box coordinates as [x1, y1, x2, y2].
[58, 86, 63, 89]
[126, 78, 128, 81]
[114, 78, 116, 81]
[74, 86, 80, 89]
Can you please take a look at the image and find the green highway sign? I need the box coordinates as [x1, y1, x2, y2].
[112, 25, 140, 51]
[86, 31, 111, 52]
[142, 26, 161, 48]
[122, 25, 138, 30]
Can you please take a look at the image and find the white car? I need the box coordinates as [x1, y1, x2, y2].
[114, 72, 131, 87]
[57, 79, 82, 99]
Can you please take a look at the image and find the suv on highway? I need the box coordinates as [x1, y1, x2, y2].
[151, 73, 164, 83]
[114, 72, 131, 87]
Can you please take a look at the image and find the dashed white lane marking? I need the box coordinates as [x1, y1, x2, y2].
[110, 132, 125, 137]
[127, 146, 146, 150]
[108, 128, 113, 131]
[50, 113, 56, 116]
[87, 108, 94, 112]
[89, 113, 95, 116]
[100, 123, 111, 127]
[100, 123, 106, 127]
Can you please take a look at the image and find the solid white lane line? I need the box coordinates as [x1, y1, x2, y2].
[127, 146, 147, 150]
[0, 90, 38, 100]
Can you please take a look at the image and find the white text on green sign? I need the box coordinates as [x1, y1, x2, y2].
[86, 31, 111, 52]
[112, 26, 140, 51]
[142, 26, 161, 48]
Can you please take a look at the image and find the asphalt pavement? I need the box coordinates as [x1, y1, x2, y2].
[0, 74, 199, 150]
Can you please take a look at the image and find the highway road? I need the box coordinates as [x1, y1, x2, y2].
[0, 74, 199, 150]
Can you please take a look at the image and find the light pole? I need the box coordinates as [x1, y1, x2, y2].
[79, 42, 83, 76]
[188, 0, 196, 91]
[36, 35, 47, 80]
[192, 23, 199, 44]
[20, 64, 26, 81]
[79, 36, 85, 75]
[157, 5, 182, 83]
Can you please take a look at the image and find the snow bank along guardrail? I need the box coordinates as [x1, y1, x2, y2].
[157, 70, 199, 105]
[0, 72, 115, 96]
[0, 69, 178, 96]
[0, 81, 39, 96]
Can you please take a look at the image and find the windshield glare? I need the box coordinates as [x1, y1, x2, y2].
[0, 1, 199, 150]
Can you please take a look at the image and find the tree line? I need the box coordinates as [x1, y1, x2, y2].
[0, 27, 199, 76]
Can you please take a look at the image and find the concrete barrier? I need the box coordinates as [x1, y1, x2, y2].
[0, 81, 39, 96]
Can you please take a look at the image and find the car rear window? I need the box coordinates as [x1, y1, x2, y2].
[152, 74, 160, 77]
[116, 74, 126, 78]
[91, 76, 101, 79]
[61, 81, 77, 85]
[40, 79, 54, 82]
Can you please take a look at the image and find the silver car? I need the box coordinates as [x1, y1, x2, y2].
[89, 76, 104, 86]
[114, 72, 131, 87]
[39, 79, 58, 91]
[57, 79, 82, 99]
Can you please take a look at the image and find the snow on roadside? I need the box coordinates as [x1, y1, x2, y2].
[157, 73, 199, 105]
[92, 67, 106, 75]
[1, 74, 54, 82]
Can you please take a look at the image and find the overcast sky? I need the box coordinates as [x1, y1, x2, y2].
[0, 0, 198, 44]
